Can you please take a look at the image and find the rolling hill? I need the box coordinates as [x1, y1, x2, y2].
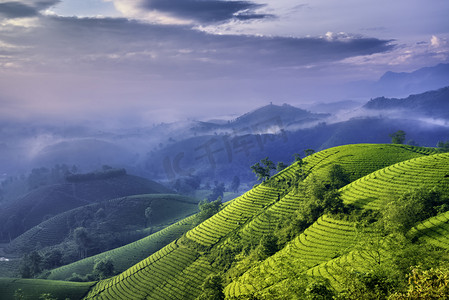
[0, 173, 172, 243]
[6, 194, 198, 255]
[2, 143, 449, 299]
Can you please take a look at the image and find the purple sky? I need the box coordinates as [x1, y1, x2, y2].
[0, 0, 448, 126]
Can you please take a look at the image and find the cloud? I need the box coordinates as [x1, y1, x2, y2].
[0, 13, 396, 124]
[0, 0, 60, 19]
[0, 15, 393, 78]
[0, 2, 37, 18]
[339, 34, 449, 75]
[114, 0, 273, 24]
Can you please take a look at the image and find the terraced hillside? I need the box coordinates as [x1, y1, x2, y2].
[411, 210, 449, 249]
[226, 151, 449, 298]
[340, 152, 449, 209]
[80, 144, 443, 299]
[2, 144, 447, 299]
[225, 214, 363, 297]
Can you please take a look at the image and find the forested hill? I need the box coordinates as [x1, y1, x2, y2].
[2, 143, 449, 299]
[364, 86, 449, 119]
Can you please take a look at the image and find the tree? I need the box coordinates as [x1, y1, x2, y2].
[19, 251, 42, 278]
[328, 164, 350, 190]
[230, 176, 240, 193]
[194, 198, 222, 226]
[74, 227, 91, 259]
[145, 206, 153, 227]
[437, 141, 449, 151]
[14, 289, 24, 300]
[196, 273, 225, 300]
[257, 233, 279, 260]
[39, 294, 57, 300]
[93, 257, 115, 280]
[293, 153, 302, 162]
[208, 182, 225, 202]
[382, 187, 445, 235]
[172, 175, 201, 195]
[389, 130, 406, 144]
[42, 249, 63, 270]
[276, 162, 288, 172]
[251, 157, 276, 182]
[250, 162, 269, 181]
[304, 149, 315, 156]
[390, 265, 449, 299]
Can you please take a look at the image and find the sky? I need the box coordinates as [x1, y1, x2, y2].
[0, 0, 448, 126]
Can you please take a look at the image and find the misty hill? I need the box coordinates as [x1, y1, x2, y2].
[363, 86, 449, 120]
[6, 194, 198, 255]
[0, 172, 172, 242]
[30, 138, 135, 171]
[190, 103, 329, 134]
[230, 103, 329, 128]
[146, 112, 449, 184]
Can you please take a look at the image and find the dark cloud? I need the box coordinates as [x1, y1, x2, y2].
[0, 2, 37, 18]
[0, 0, 60, 18]
[139, 0, 272, 23]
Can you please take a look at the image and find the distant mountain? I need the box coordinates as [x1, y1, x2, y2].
[364, 86, 449, 120]
[375, 63, 449, 97]
[0, 173, 172, 242]
[347, 63, 449, 98]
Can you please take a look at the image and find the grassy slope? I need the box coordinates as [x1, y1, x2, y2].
[0, 278, 94, 300]
[7, 194, 198, 254]
[82, 144, 440, 299]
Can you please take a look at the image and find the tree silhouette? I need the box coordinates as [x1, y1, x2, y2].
[389, 130, 406, 144]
